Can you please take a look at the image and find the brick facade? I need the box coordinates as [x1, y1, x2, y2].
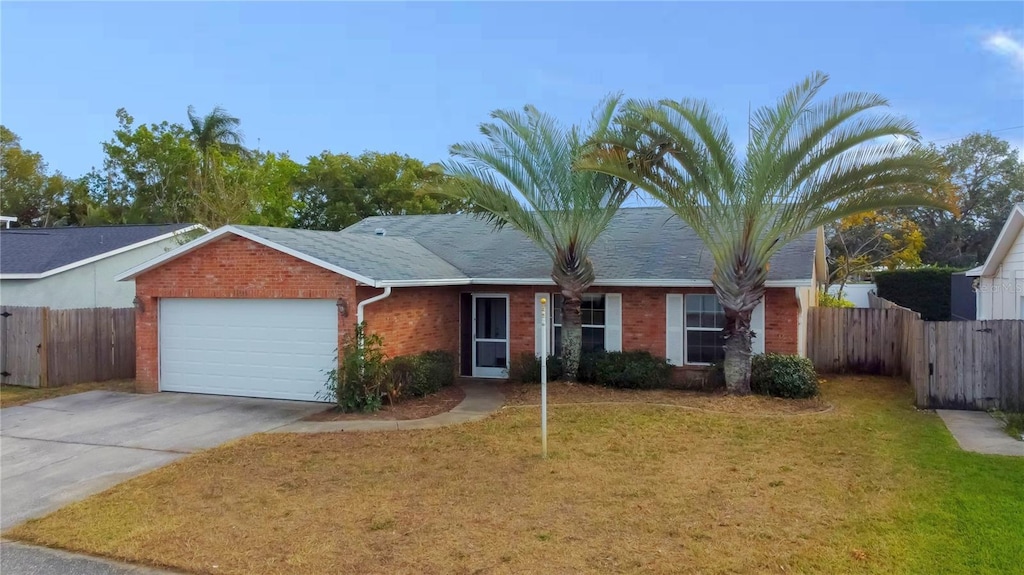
[133, 235, 804, 394]
[134, 235, 358, 393]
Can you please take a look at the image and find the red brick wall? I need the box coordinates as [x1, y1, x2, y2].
[133, 235, 358, 393]
[358, 286, 460, 358]
[764, 288, 800, 354]
[462, 285, 800, 360]
[134, 234, 803, 392]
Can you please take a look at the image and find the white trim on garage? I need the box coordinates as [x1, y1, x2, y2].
[159, 298, 336, 402]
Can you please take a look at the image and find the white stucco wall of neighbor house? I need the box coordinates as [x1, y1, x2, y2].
[826, 283, 877, 308]
[976, 224, 1024, 320]
[0, 238, 180, 309]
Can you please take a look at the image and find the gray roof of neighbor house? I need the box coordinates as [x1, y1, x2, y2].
[0, 224, 196, 276]
[340, 208, 819, 283]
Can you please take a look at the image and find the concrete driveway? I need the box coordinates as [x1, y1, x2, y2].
[1, 390, 324, 529]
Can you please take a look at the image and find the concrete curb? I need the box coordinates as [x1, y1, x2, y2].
[269, 382, 504, 434]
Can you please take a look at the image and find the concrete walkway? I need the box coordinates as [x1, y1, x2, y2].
[936, 410, 1024, 457]
[271, 381, 504, 433]
[0, 540, 178, 575]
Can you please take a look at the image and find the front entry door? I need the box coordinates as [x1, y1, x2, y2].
[472, 294, 509, 378]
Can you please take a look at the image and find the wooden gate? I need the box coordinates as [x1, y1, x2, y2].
[0, 306, 136, 388]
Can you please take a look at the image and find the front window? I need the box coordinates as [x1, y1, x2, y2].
[552, 294, 605, 356]
[685, 294, 726, 364]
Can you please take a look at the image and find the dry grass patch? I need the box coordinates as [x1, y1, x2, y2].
[501, 380, 830, 415]
[7, 375, 1022, 575]
[0, 380, 135, 408]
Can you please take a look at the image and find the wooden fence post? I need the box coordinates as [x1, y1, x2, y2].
[39, 307, 50, 388]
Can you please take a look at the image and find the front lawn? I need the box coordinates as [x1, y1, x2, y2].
[6, 376, 1023, 574]
[0, 380, 135, 408]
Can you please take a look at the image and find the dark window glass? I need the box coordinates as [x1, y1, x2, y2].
[552, 294, 605, 356]
[684, 294, 725, 364]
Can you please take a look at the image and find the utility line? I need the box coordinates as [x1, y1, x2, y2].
[929, 125, 1024, 143]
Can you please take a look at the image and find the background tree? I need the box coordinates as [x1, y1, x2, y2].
[583, 72, 949, 394]
[193, 149, 300, 228]
[93, 109, 198, 223]
[0, 126, 73, 226]
[293, 151, 469, 230]
[825, 210, 926, 295]
[910, 133, 1023, 267]
[444, 97, 633, 379]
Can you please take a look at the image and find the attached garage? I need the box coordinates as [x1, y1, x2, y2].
[159, 299, 337, 402]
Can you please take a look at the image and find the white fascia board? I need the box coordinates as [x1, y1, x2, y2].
[963, 266, 984, 277]
[2, 224, 206, 280]
[115, 225, 380, 287]
[979, 205, 1024, 277]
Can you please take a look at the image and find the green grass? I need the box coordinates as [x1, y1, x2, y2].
[991, 411, 1024, 441]
[6, 375, 1023, 574]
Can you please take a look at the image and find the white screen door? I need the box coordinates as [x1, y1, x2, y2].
[472, 294, 509, 378]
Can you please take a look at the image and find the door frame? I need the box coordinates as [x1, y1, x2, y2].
[471, 293, 510, 378]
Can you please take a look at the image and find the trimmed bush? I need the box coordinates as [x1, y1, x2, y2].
[320, 324, 388, 412]
[589, 351, 673, 389]
[508, 352, 563, 383]
[874, 267, 960, 320]
[751, 353, 818, 399]
[387, 350, 455, 398]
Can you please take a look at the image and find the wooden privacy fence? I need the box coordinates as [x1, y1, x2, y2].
[807, 296, 1024, 411]
[0, 306, 135, 388]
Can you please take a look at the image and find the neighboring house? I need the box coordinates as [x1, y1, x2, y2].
[967, 203, 1024, 320]
[826, 283, 876, 308]
[117, 208, 827, 402]
[0, 224, 203, 309]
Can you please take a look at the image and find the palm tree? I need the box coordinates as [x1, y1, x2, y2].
[444, 97, 634, 379]
[187, 105, 244, 158]
[580, 72, 950, 394]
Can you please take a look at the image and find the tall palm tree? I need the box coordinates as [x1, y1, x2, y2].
[580, 73, 950, 394]
[444, 96, 634, 379]
[187, 105, 244, 158]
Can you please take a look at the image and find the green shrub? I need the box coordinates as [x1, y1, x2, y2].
[320, 323, 388, 412]
[577, 351, 602, 383]
[874, 267, 961, 320]
[393, 350, 455, 398]
[590, 351, 673, 389]
[508, 352, 563, 383]
[751, 353, 818, 399]
[818, 290, 855, 308]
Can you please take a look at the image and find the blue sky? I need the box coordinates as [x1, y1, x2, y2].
[3, 2, 1022, 178]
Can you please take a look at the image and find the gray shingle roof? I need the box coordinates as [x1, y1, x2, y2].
[339, 208, 818, 283]
[233, 226, 467, 282]
[1, 224, 195, 275]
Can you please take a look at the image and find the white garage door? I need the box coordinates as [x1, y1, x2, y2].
[160, 299, 336, 402]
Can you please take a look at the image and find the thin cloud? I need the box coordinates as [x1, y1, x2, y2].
[983, 31, 1024, 69]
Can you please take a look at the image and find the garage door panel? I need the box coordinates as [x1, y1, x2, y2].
[160, 299, 336, 402]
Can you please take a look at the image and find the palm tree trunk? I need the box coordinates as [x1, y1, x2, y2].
[560, 290, 583, 382]
[722, 309, 753, 395]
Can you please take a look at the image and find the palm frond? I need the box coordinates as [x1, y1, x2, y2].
[443, 96, 635, 274]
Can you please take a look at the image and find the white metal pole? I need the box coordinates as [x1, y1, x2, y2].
[540, 297, 548, 459]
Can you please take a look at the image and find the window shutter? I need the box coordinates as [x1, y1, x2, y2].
[751, 297, 766, 355]
[666, 294, 684, 366]
[535, 292, 551, 357]
[604, 293, 622, 352]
